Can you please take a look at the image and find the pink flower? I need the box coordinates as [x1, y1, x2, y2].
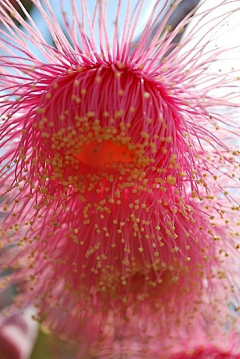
[168, 323, 240, 359]
[171, 346, 240, 359]
[0, 306, 38, 359]
[0, 0, 240, 356]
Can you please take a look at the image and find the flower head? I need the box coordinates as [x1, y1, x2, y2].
[0, 0, 240, 356]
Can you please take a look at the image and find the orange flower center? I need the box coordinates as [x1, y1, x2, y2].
[76, 140, 134, 169]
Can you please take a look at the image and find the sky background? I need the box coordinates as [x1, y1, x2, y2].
[22, 0, 174, 59]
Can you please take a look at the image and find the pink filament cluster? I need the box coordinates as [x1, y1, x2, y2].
[0, 0, 240, 357]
